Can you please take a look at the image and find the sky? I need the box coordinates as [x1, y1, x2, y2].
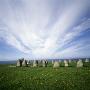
[0, 0, 90, 60]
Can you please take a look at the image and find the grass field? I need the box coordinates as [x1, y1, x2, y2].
[0, 62, 90, 90]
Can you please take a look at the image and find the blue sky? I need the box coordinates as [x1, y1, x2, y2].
[0, 0, 90, 60]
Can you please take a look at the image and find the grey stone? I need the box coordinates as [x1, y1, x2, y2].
[22, 60, 28, 67]
[64, 60, 68, 67]
[53, 61, 59, 68]
[69, 59, 71, 63]
[16, 59, 23, 67]
[85, 58, 89, 62]
[33, 60, 38, 67]
[42, 60, 48, 67]
[77, 59, 83, 67]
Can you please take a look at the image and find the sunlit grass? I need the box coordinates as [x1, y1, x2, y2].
[0, 62, 90, 90]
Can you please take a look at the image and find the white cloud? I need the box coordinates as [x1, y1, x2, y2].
[0, 0, 90, 59]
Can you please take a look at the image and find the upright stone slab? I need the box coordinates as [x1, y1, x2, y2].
[42, 60, 48, 67]
[77, 59, 83, 67]
[85, 58, 89, 62]
[27, 60, 30, 64]
[52, 60, 54, 64]
[22, 60, 28, 67]
[16, 60, 21, 67]
[64, 60, 68, 67]
[45, 60, 48, 65]
[42, 60, 45, 67]
[53, 61, 59, 68]
[69, 59, 71, 63]
[39, 60, 43, 67]
[33, 60, 38, 67]
[16, 59, 22, 67]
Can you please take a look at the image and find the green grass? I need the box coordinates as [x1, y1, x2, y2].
[0, 62, 90, 90]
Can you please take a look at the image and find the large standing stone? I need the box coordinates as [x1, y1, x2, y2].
[77, 59, 83, 67]
[16, 60, 21, 67]
[39, 60, 43, 67]
[33, 60, 38, 67]
[16, 59, 23, 67]
[42, 60, 48, 67]
[85, 58, 89, 62]
[46, 60, 48, 65]
[22, 60, 28, 67]
[27, 60, 30, 64]
[64, 60, 68, 67]
[53, 61, 60, 68]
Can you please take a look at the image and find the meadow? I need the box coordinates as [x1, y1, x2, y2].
[0, 61, 90, 90]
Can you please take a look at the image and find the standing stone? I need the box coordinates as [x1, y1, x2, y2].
[52, 60, 54, 64]
[46, 60, 48, 65]
[53, 61, 60, 68]
[64, 60, 68, 67]
[33, 60, 38, 67]
[77, 59, 83, 67]
[22, 60, 28, 67]
[39, 60, 43, 67]
[42, 60, 45, 67]
[69, 59, 71, 63]
[16, 59, 23, 67]
[42, 60, 48, 67]
[16, 60, 21, 67]
[27, 60, 29, 64]
[85, 58, 89, 62]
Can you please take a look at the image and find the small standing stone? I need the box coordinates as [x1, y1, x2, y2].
[33, 60, 38, 67]
[22, 60, 28, 67]
[85, 58, 89, 62]
[64, 60, 68, 67]
[27, 60, 30, 64]
[16, 59, 23, 67]
[77, 59, 83, 67]
[69, 59, 71, 63]
[42, 60, 48, 67]
[16, 60, 21, 67]
[53, 61, 60, 68]
[52, 60, 54, 64]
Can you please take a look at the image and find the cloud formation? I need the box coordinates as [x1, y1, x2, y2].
[0, 0, 90, 59]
